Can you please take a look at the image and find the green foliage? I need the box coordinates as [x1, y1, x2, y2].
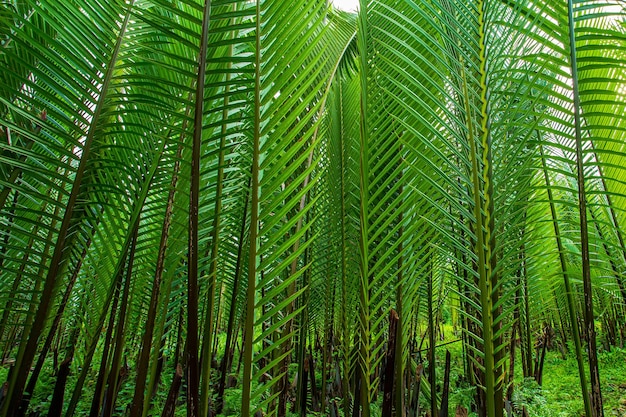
[1, 1, 626, 417]
[218, 388, 244, 416]
[540, 346, 626, 417]
[511, 378, 549, 417]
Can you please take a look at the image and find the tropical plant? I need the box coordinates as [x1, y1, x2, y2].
[0, 0, 625, 417]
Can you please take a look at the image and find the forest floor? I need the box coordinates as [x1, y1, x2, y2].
[1, 329, 625, 416]
[539, 346, 626, 417]
[437, 327, 626, 417]
[212, 327, 626, 416]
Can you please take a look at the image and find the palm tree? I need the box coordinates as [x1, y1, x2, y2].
[1, 1, 624, 417]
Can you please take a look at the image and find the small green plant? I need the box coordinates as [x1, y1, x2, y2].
[449, 383, 478, 417]
[512, 378, 549, 417]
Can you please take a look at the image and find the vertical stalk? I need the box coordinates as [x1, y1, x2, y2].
[395, 173, 405, 417]
[216, 184, 249, 412]
[538, 141, 590, 416]
[187, 1, 212, 415]
[102, 221, 139, 417]
[427, 263, 437, 417]
[381, 309, 399, 417]
[199, 23, 232, 416]
[566, 1, 603, 414]
[460, 53, 497, 417]
[439, 350, 451, 417]
[357, 0, 371, 414]
[46, 358, 71, 417]
[522, 250, 533, 378]
[477, 1, 502, 414]
[130, 139, 185, 417]
[242, 1, 261, 414]
[161, 364, 184, 417]
[337, 81, 351, 417]
[89, 266, 123, 417]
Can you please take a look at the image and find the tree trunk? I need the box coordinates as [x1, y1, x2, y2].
[88, 271, 123, 417]
[439, 351, 451, 417]
[506, 323, 517, 402]
[427, 264, 438, 417]
[382, 309, 399, 417]
[18, 224, 97, 417]
[161, 364, 184, 417]
[410, 364, 423, 417]
[102, 222, 138, 417]
[46, 358, 71, 417]
[566, 1, 604, 413]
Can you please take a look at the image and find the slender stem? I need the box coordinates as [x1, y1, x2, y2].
[242, 1, 262, 414]
[566, 1, 603, 415]
[357, 0, 371, 414]
[427, 262, 437, 417]
[89, 267, 123, 417]
[187, 1, 212, 415]
[538, 140, 591, 416]
[102, 220, 138, 417]
[199, 19, 231, 415]
[460, 49, 496, 417]
[130, 136, 186, 417]
[216, 183, 249, 412]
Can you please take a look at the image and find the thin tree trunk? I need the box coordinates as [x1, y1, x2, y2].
[520, 268, 528, 377]
[295, 320, 306, 414]
[439, 350, 451, 417]
[161, 364, 184, 417]
[46, 358, 71, 417]
[428, 263, 438, 417]
[337, 81, 351, 417]
[309, 350, 319, 411]
[19, 221, 98, 416]
[216, 184, 249, 413]
[535, 327, 548, 386]
[410, 364, 423, 417]
[352, 363, 361, 417]
[241, 3, 262, 414]
[320, 297, 332, 412]
[300, 351, 309, 417]
[186, 2, 213, 416]
[89, 269, 123, 417]
[102, 222, 139, 417]
[382, 309, 399, 417]
[566, 1, 603, 414]
[537, 132, 590, 417]
[506, 322, 517, 402]
[395, 212, 405, 417]
[199, 16, 233, 415]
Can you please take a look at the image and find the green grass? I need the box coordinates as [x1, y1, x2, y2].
[540, 346, 626, 417]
